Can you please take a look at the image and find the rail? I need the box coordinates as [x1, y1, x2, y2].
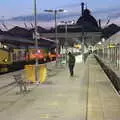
[13, 73, 27, 94]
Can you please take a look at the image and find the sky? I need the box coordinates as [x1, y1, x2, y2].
[0, 0, 120, 18]
[0, 0, 120, 29]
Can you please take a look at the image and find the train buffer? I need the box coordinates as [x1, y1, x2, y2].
[13, 73, 28, 94]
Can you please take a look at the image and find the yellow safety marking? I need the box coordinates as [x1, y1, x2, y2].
[48, 101, 59, 106]
[40, 114, 49, 119]
[56, 94, 64, 97]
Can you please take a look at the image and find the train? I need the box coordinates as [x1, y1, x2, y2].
[0, 43, 57, 73]
[94, 31, 120, 93]
[94, 31, 120, 70]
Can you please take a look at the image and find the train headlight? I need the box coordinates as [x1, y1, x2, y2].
[4, 58, 8, 62]
[37, 50, 41, 53]
[3, 45, 8, 49]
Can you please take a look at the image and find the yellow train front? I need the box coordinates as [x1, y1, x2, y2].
[0, 45, 57, 73]
[0, 46, 27, 73]
[0, 47, 12, 73]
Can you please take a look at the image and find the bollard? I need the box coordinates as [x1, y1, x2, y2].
[24, 64, 47, 84]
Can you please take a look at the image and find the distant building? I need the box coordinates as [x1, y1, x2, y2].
[57, 2, 100, 33]
[42, 2, 101, 47]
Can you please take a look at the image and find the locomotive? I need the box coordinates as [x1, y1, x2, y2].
[0, 43, 57, 73]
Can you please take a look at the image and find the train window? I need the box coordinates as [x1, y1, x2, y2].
[13, 53, 16, 61]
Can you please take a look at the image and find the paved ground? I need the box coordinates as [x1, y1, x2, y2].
[87, 55, 120, 120]
[0, 55, 120, 120]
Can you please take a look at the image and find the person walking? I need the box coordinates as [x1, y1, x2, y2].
[68, 52, 75, 76]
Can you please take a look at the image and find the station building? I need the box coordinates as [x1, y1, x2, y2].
[41, 2, 101, 48]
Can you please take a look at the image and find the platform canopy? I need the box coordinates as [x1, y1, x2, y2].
[0, 34, 56, 48]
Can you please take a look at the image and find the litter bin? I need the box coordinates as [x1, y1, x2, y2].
[24, 64, 47, 83]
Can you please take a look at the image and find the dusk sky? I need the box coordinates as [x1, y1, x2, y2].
[0, 0, 120, 29]
[0, 0, 120, 18]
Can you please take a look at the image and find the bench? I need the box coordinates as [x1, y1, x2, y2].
[13, 73, 27, 93]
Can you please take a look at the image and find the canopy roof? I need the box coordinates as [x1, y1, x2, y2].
[0, 26, 56, 48]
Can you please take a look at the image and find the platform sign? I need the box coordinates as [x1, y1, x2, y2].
[107, 43, 116, 48]
[33, 32, 40, 39]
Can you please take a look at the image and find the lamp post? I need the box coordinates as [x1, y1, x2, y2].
[102, 38, 105, 59]
[34, 0, 39, 83]
[81, 25, 85, 63]
[60, 20, 74, 64]
[1, 16, 8, 30]
[44, 9, 64, 65]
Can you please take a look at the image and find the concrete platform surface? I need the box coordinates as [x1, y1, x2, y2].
[0, 55, 120, 120]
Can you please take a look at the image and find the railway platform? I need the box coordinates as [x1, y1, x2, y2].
[0, 54, 120, 120]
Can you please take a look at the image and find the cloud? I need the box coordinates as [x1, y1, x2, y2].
[64, 4, 120, 26]
[1, 3, 120, 30]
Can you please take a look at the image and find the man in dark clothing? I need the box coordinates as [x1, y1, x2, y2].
[68, 52, 75, 76]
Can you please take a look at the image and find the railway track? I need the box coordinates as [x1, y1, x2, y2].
[0, 82, 16, 96]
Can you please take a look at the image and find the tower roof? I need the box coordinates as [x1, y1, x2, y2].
[77, 9, 98, 28]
